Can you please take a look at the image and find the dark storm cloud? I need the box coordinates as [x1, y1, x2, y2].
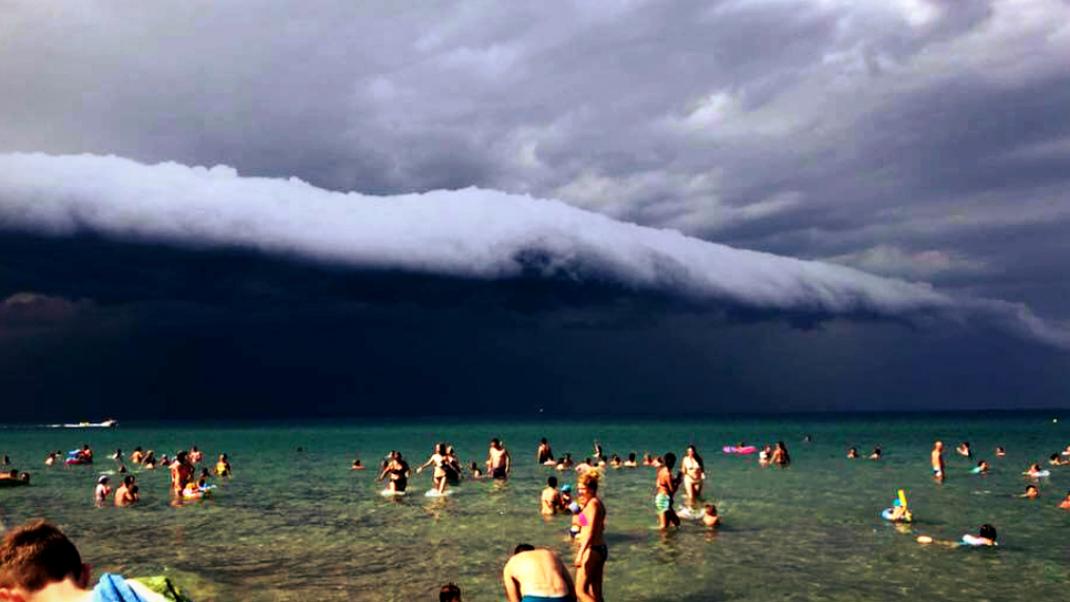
[1, 1, 1068, 315]
[4, 152, 1069, 351]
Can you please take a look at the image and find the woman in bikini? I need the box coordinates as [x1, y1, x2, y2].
[574, 470, 607, 602]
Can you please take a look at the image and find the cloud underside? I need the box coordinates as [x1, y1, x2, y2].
[0, 152, 1066, 349]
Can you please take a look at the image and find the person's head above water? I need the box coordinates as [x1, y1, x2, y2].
[978, 524, 997, 542]
[176, 451, 188, 465]
[547, 476, 558, 488]
[662, 452, 677, 470]
[435, 443, 446, 455]
[0, 520, 89, 595]
[513, 543, 536, 555]
[490, 438, 502, 449]
[439, 582, 462, 602]
[1024, 485, 1039, 498]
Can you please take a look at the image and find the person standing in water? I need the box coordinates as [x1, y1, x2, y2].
[114, 476, 139, 507]
[655, 451, 681, 530]
[681, 445, 705, 504]
[417, 444, 450, 493]
[931, 441, 946, 481]
[541, 476, 563, 515]
[170, 451, 194, 496]
[536, 438, 555, 465]
[574, 471, 606, 602]
[488, 438, 512, 480]
[770, 441, 790, 467]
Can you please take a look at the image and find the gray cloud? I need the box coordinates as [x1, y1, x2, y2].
[1, 152, 1067, 350]
[0, 0, 1067, 318]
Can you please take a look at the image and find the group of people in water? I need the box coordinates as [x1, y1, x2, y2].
[1, 443, 235, 508]
[4, 433, 1070, 602]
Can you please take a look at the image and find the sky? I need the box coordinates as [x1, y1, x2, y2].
[0, 0, 1068, 419]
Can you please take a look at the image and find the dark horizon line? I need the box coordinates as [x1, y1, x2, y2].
[2, 406, 1066, 429]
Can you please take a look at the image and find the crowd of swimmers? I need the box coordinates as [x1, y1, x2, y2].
[3, 434, 1070, 601]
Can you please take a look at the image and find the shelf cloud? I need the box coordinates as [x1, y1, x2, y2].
[1, 152, 1065, 349]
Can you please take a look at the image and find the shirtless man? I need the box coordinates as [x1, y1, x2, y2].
[541, 476, 563, 515]
[189, 446, 204, 464]
[655, 452, 681, 530]
[502, 544, 576, 602]
[488, 438, 511, 480]
[681, 445, 705, 504]
[931, 441, 945, 482]
[114, 476, 139, 507]
[574, 471, 606, 602]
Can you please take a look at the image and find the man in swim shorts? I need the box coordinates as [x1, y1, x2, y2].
[488, 438, 512, 480]
[0, 520, 167, 601]
[502, 544, 576, 602]
[931, 441, 945, 481]
[655, 452, 681, 530]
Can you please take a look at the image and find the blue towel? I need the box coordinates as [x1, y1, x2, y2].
[92, 573, 148, 602]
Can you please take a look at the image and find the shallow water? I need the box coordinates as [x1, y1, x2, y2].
[1, 414, 1068, 601]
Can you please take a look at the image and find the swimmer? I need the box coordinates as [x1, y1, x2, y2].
[771, 441, 790, 467]
[0, 469, 30, 485]
[216, 453, 232, 477]
[885, 497, 912, 522]
[502, 544, 576, 602]
[1059, 491, 1070, 510]
[1062, 445, 1070, 457]
[114, 475, 139, 507]
[487, 438, 512, 480]
[641, 453, 653, 466]
[847, 447, 859, 459]
[142, 451, 157, 470]
[1024, 463, 1046, 478]
[869, 447, 882, 461]
[592, 441, 604, 464]
[1048, 453, 1066, 466]
[130, 446, 145, 464]
[117, 464, 127, 475]
[622, 452, 638, 468]
[955, 441, 972, 458]
[536, 438, 555, 465]
[444, 446, 463, 486]
[109, 449, 122, 462]
[917, 524, 998, 548]
[469, 462, 483, 479]
[541, 477, 563, 515]
[681, 445, 705, 504]
[655, 451, 681, 530]
[189, 446, 203, 464]
[351, 457, 365, 470]
[973, 460, 990, 474]
[609, 454, 622, 469]
[1020, 485, 1039, 500]
[702, 503, 720, 529]
[94, 476, 111, 507]
[995, 446, 1007, 457]
[931, 441, 945, 481]
[417, 443, 450, 494]
[555, 453, 574, 471]
[44, 452, 58, 466]
[574, 471, 606, 602]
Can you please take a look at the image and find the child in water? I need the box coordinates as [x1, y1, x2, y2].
[701, 504, 720, 529]
[1021, 485, 1039, 500]
[94, 476, 111, 507]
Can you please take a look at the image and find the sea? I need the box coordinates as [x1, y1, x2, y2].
[1, 413, 1067, 601]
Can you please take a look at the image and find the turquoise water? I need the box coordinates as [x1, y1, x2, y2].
[1, 414, 1068, 601]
